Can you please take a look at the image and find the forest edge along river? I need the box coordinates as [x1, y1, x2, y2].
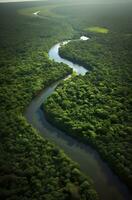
[25, 11, 132, 200]
[25, 37, 132, 200]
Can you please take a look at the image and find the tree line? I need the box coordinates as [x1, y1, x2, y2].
[44, 32, 132, 190]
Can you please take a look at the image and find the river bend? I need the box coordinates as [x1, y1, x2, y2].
[25, 37, 131, 200]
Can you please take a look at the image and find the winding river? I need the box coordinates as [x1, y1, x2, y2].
[25, 37, 131, 200]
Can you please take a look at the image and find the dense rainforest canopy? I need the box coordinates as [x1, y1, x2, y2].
[44, 0, 132, 191]
[45, 33, 132, 190]
[0, 0, 132, 199]
[0, 1, 99, 200]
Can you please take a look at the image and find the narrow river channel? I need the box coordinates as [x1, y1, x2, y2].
[25, 37, 132, 200]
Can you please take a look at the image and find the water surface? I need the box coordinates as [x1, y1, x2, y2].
[25, 37, 131, 200]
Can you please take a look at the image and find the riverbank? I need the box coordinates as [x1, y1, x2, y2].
[25, 37, 132, 200]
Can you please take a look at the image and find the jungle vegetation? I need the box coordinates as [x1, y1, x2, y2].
[0, 1, 99, 200]
[0, 0, 132, 199]
[44, 1, 132, 191]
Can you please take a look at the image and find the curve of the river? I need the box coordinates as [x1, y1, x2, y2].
[25, 38, 131, 200]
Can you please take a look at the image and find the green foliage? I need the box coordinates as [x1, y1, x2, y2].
[44, 31, 132, 190]
[0, 2, 98, 200]
[84, 27, 109, 34]
[1, 0, 132, 198]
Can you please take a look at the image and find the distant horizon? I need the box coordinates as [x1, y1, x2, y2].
[0, 0, 132, 3]
[0, 0, 41, 2]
